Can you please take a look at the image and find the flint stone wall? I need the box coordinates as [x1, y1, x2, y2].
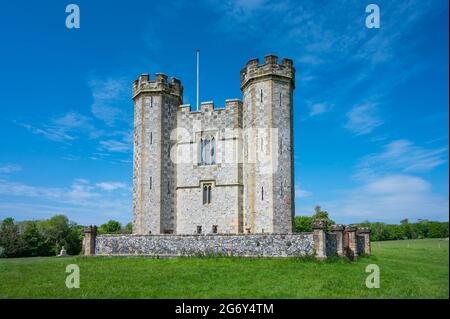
[95, 233, 314, 257]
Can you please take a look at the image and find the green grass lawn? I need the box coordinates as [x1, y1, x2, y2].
[0, 238, 448, 298]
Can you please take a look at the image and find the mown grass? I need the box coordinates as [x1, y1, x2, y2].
[0, 238, 448, 298]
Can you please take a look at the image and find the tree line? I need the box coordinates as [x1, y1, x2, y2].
[1, 208, 448, 257]
[295, 206, 449, 241]
[0, 215, 132, 258]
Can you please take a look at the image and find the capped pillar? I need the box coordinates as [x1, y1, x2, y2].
[312, 219, 327, 259]
[82, 225, 97, 256]
[344, 226, 358, 260]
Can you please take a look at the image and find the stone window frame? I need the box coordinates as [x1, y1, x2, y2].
[196, 130, 218, 167]
[200, 180, 215, 206]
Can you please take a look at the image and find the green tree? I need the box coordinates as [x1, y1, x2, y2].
[98, 220, 122, 234]
[21, 221, 52, 256]
[123, 222, 133, 234]
[39, 215, 82, 255]
[294, 216, 312, 232]
[0, 218, 25, 257]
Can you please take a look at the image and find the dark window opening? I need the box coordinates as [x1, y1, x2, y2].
[212, 225, 218, 234]
[203, 184, 212, 204]
[261, 187, 264, 201]
[197, 225, 202, 234]
[280, 137, 283, 154]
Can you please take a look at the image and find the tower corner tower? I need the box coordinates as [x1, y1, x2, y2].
[240, 54, 295, 234]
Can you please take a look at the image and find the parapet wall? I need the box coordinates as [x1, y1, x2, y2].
[132, 73, 183, 99]
[240, 54, 295, 90]
[82, 220, 371, 259]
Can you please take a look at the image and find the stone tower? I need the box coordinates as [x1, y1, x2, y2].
[132, 74, 182, 235]
[240, 55, 295, 233]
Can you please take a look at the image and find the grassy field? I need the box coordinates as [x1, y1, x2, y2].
[0, 238, 448, 298]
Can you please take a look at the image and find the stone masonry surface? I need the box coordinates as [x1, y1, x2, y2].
[95, 233, 314, 257]
[84, 220, 371, 259]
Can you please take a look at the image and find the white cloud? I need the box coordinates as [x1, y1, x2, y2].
[0, 178, 131, 224]
[21, 122, 76, 143]
[356, 139, 448, 179]
[295, 185, 312, 198]
[326, 174, 449, 223]
[19, 111, 100, 143]
[96, 182, 127, 191]
[0, 164, 22, 174]
[363, 175, 430, 194]
[88, 77, 128, 126]
[308, 102, 333, 117]
[99, 140, 131, 153]
[345, 103, 383, 135]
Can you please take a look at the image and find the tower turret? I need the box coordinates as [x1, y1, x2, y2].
[240, 55, 295, 233]
[132, 73, 182, 235]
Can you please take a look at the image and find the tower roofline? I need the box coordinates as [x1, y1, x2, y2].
[132, 73, 183, 99]
[240, 54, 295, 90]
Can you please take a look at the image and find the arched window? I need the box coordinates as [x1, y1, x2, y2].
[202, 183, 212, 205]
[203, 185, 208, 204]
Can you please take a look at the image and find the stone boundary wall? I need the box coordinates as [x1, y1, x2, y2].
[82, 221, 371, 260]
[94, 233, 314, 257]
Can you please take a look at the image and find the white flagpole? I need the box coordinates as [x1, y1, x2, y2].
[196, 49, 200, 111]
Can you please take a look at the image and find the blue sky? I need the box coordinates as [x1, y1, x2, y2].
[0, 0, 448, 225]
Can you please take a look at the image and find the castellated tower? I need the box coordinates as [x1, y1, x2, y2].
[240, 55, 295, 234]
[132, 74, 182, 235]
[132, 54, 295, 235]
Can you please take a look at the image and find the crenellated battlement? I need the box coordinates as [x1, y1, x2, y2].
[240, 54, 295, 90]
[179, 99, 242, 114]
[132, 73, 183, 99]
